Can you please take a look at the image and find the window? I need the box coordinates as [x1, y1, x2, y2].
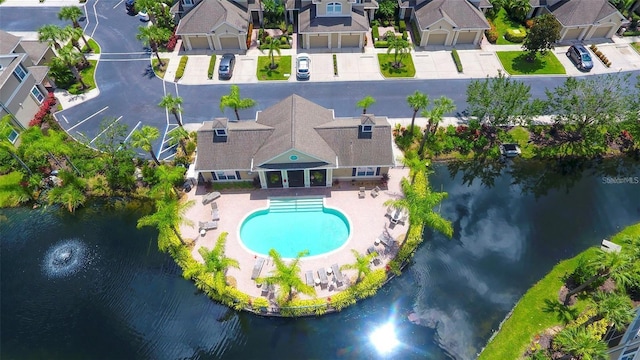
[620, 347, 638, 360]
[8, 129, 19, 144]
[13, 64, 27, 82]
[356, 167, 375, 176]
[183, 0, 194, 5]
[361, 124, 373, 133]
[289, 155, 299, 161]
[31, 86, 45, 103]
[326, 2, 342, 15]
[215, 171, 238, 180]
[214, 128, 227, 137]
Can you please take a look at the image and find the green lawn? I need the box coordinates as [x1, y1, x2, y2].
[82, 38, 101, 54]
[493, 8, 527, 45]
[508, 126, 535, 159]
[0, 172, 30, 207]
[497, 51, 566, 75]
[632, 42, 640, 54]
[257, 56, 292, 81]
[377, 54, 416, 78]
[152, 58, 169, 79]
[69, 59, 97, 95]
[479, 223, 640, 360]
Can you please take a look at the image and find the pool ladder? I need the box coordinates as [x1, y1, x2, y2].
[269, 198, 324, 212]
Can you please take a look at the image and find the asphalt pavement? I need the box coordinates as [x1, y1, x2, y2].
[1, 0, 639, 160]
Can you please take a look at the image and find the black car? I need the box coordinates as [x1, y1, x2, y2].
[218, 54, 236, 80]
[125, 0, 135, 13]
[566, 44, 594, 71]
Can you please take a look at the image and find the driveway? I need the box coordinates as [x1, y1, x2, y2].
[413, 51, 461, 79]
[456, 50, 504, 78]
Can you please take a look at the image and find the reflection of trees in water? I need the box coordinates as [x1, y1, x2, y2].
[446, 156, 640, 198]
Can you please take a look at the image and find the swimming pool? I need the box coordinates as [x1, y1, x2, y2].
[239, 197, 350, 258]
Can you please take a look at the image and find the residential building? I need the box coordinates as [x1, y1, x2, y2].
[195, 94, 395, 188]
[528, 0, 627, 41]
[607, 308, 640, 360]
[0, 30, 55, 139]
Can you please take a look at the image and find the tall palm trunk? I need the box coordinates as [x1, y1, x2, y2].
[564, 272, 605, 305]
[172, 111, 183, 127]
[409, 109, 418, 134]
[234, 108, 240, 121]
[149, 149, 160, 166]
[10, 152, 33, 175]
[68, 64, 87, 89]
[418, 127, 429, 159]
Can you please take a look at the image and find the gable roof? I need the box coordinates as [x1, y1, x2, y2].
[195, 95, 395, 172]
[298, 5, 370, 33]
[175, 0, 249, 35]
[414, 0, 490, 30]
[0, 30, 21, 55]
[548, 0, 622, 27]
[18, 41, 50, 65]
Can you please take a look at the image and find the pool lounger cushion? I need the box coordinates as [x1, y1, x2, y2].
[199, 221, 218, 231]
[305, 270, 315, 286]
[331, 264, 344, 285]
[317, 268, 329, 287]
[252, 257, 265, 280]
[202, 192, 221, 205]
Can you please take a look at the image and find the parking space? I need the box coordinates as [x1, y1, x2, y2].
[334, 54, 384, 82]
[305, 53, 335, 82]
[412, 51, 461, 79]
[595, 43, 640, 72]
[457, 50, 504, 78]
[179, 56, 211, 85]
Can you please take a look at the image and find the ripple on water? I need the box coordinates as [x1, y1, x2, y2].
[42, 238, 92, 278]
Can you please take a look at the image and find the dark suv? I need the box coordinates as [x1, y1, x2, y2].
[566, 44, 593, 71]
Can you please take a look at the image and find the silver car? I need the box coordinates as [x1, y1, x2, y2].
[296, 53, 311, 80]
[218, 53, 235, 80]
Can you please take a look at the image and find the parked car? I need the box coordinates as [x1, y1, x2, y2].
[566, 44, 593, 71]
[296, 53, 311, 80]
[218, 53, 236, 80]
[137, 9, 149, 22]
[125, 0, 135, 13]
[499, 143, 522, 158]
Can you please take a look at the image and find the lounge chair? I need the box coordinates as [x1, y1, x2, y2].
[202, 191, 221, 205]
[317, 268, 329, 288]
[251, 257, 265, 280]
[305, 270, 315, 286]
[601, 239, 622, 253]
[261, 283, 274, 297]
[331, 263, 344, 286]
[198, 221, 218, 231]
[358, 187, 366, 198]
[367, 246, 381, 265]
[371, 186, 380, 198]
[377, 233, 392, 247]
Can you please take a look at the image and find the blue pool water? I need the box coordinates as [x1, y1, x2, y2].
[239, 198, 350, 258]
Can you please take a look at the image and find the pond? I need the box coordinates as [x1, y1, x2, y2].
[1, 159, 639, 359]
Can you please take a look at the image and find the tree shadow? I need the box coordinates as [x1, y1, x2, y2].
[510, 53, 546, 74]
[542, 298, 579, 325]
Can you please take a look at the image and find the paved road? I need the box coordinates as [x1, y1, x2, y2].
[2, 1, 639, 160]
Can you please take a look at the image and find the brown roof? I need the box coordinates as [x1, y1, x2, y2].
[195, 95, 395, 172]
[413, 0, 490, 30]
[298, 5, 370, 33]
[175, 0, 249, 35]
[0, 30, 21, 54]
[548, 0, 622, 27]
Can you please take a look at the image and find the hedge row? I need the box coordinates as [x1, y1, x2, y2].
[175, 56, 188, 81]
[372, 25, 380, 40]
[451, 48, 463, 73]
[504, 29, 526, 43]
[207, 55, 216, 79]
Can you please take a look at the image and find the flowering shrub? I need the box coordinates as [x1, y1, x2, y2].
[166, 33, 180, 52]
[29, 92, 57, 127]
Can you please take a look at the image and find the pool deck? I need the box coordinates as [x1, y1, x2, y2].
[179, 167, 410, 304]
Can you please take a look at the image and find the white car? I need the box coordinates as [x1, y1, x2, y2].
[296, 53, 311, 80]
[137, 10, 149, 22]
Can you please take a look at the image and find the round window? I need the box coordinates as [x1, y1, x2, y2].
[289, 155, 298, 161]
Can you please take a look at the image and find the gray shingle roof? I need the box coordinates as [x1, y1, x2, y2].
[298, 5, 369, 33]
[548, 0, 622, 27]
[18, 41, 50, 65]
[195, 95, 395, 172]
[0, 30, 21, 55]
[414, 0, 490, 30]
[175, 0, 249, 35]
[28, 66, 49, 84]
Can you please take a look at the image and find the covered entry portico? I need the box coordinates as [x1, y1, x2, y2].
[259, 168, 332, 189]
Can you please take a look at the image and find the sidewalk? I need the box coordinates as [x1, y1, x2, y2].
[0, 0, 84, 6]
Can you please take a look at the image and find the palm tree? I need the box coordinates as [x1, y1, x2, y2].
[406, 90, 429, 135]
[62, 26, 89, 66]
[58, 6, 84, 28]
[38, 24, 64, 50]
[136, 25, 171, 65]
[158, 94, 183, 127]
[47, 170, 86, 212]
[198, 232, 240, 290]
[53, 47, 87, 90]
[402, 150, 429, 184]
[219, 85, 256, 121]
[137, 198, 195, 249]
[564, 250, 636, 305]
[385, 31, 411, 68]
[582, 291, 636, 331]
[131, 125, 161, 165]
[167, 126, 189, 155]
[418, 96, 456, 158]
[256, 249, 316, 303]
[149, 164, 185, 200]
[341, 249, 377, 284]
[384, 176, 453, 238]
[265, 37, 282, 69]
[553, 327, 608, 360]
[356, 95, 376, 114]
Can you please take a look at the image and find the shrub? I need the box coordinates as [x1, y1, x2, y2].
[505, 28, 526, 43]
[399, 20, 407, 33]
[371, 19, 380, 27]
[332, 54, 338, 75]
[207, 55, 216, 79]
[374, 41, 389, 48]
[451, 48, 463, 73]
[166, 33, 179, 52]
[246, 22, 253, 48]
[174, 55, 188, 81]
[372, 25, 379, 40]
[29, 92, 57, 127]
[402, 30, 408, 40]
[525, 19, 534, 29]
[485, 20, 498, 44]
[411, 19, 422, 45]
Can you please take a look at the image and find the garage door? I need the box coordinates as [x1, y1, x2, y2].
[591, 26, 612, 39]
[219, 36, 240, 50]
[563, 28, 582, 41]
[341, 35, 360, 48]
[189, 36, 210, 50]
[455, 31, 477, 44]
[309, 35, 329, 48]
[426, 32, 447, 46]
